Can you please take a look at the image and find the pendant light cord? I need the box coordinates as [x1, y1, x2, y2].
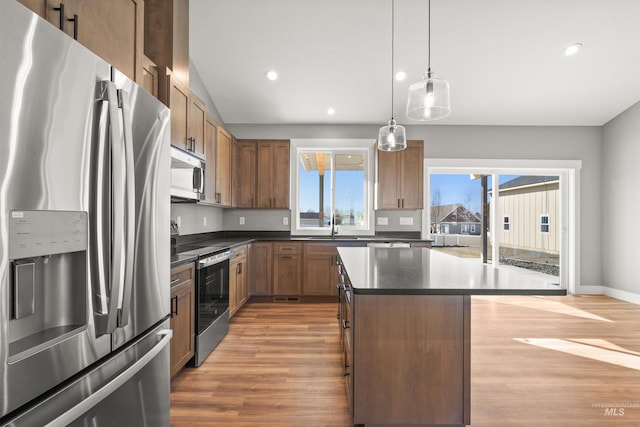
[427, 0, 431, 73]
[390, 0, 395, 120]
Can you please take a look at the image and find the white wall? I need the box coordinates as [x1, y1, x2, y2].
[189, 59, 224, 124]
[228, 124, 603, 288]
[602, 100, 640, 300]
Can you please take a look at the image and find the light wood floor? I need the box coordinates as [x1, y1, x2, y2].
[170, 295, 640, 426]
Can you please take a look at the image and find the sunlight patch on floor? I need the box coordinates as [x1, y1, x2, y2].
[474, 295, 612, 322]
[514, 338, 640, 370]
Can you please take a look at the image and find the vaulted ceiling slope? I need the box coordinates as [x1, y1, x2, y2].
[190, 0, 640, 126]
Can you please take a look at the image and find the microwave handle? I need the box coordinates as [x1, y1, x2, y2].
[193, 166, 204, 195]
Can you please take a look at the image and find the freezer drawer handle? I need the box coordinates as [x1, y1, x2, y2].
[44, 329, 173, 427]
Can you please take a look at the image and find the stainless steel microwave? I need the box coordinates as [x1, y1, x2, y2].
[170, 146, 205, 201]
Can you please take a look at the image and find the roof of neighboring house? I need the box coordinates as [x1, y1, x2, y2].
[498, 175, 559, 190]
[431, 204, 480, 223]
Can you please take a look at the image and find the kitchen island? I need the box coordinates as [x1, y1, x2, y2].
[336, 247, 566, 427]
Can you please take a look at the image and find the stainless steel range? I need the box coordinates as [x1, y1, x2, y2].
[194, 249, 231, 366]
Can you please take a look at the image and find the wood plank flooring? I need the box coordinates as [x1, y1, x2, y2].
[170, 296, 640, 426]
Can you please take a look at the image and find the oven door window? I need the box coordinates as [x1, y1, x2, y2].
[197, 260, 229, 334]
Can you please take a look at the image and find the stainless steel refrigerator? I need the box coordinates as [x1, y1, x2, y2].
[0, 2, 172, 425]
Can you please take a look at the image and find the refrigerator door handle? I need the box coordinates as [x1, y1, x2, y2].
[43, 329, 173, 427]
[94, 80, 124, 336]
[116, 88, 136, 328]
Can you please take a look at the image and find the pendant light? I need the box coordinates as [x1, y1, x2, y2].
[378, 0, 407, 152]
[406, 0, 451, 121]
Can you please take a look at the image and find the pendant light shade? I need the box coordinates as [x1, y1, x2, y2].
[406, 70, 451, 120]
[378, 119, 406, 151]
[406, 0, 451, 121]
[378, 0, 406, 151]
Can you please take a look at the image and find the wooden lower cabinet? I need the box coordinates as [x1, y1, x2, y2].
[229, 245, 248, 317]
[303, 242, 365, 296]
[273, 242, 302, 295]
[250, 242, 273, 296]
[169, 263, 195, 378]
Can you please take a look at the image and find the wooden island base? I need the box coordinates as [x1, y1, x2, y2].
[341, 292, 470, 427]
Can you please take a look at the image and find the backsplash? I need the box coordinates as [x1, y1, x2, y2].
[375, 210, 422, 232]
[171, 203, 224, 235]
[224, 209, 291, 231]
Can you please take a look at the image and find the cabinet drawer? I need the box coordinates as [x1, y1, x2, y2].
[170, 263, 194, 287]
[274, 242, 302, 255]
[231, 244, 248, 260]
[303, 243, 338, 256]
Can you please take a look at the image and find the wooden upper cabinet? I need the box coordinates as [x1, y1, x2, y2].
[235, 141, 257, 208]
[144, 0, 189, 84]
[189, 93, 206, 159]
[204, 114, 217, 204]
[34, 0, 143, 83]
[256, 140, 290, 209]
[215, 127, 233, 206]
[159, 68, 189, 152]
[140, 55, 159, 97]
[158, 68, 207, 160]
[377, 140, 423, 209]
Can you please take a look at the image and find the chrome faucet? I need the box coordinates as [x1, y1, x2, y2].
[331, 214, 337, 238]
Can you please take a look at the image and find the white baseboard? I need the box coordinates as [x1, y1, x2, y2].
[601, 286, 640, 305]
[575, 285, 603, 295]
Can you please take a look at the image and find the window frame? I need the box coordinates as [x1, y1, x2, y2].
[540, 214, 550, 233]
[503, 215, 510, 231]
[289, 139, 376, 237]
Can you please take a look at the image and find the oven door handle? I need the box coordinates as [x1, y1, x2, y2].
[197, 252, 231, 269]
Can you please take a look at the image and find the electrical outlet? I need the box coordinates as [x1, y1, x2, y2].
[399, 217, 414, 226]
[283, 216, 289, 225]
[239, 216, 245, 225]
[176, 216, 181, 227]
[377, 217, 389, 225]
[203, 216, 207, 226]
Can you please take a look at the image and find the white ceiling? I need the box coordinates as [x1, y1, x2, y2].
[189, 0, 640, 127]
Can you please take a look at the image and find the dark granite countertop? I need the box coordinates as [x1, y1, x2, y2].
[170, 232, 433, 268]
[337, 247, 567, 296]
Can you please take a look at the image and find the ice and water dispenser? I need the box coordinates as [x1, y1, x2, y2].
[8, 210, 88, 361]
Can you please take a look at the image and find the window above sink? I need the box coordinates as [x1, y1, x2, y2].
[290, 139, 375, 238]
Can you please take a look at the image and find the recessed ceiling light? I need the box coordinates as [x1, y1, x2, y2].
[327, 108, 336, 116]
[395, 70, 407, 81]
[564, 43, 583, 56]
[265, 70, 279, 81]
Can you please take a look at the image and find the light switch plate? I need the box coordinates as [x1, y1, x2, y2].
[176, 216, 181, 227]
[283, 216, 289, 225]
[399, 217, 414, 226]
[377, 217, 389, 225]
[203, 216, 207, 226]
[239, 216, 245, 225]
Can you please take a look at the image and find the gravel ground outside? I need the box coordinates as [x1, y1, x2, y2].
[432, 245, 560, 276]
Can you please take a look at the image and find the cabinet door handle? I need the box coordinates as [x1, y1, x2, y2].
[397, 198, 400, 208]
[53, 3, 65, 31]
[169, 278, 181, 286]
[401, 198, 404, 208]
[343, 363, 350, 377]
[280, 255, 293, 259]
[67, 14, 78, 40]
[238, 262, 242, 274]
[170, 295, 178, 317]
[342, 319, 350, 329]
